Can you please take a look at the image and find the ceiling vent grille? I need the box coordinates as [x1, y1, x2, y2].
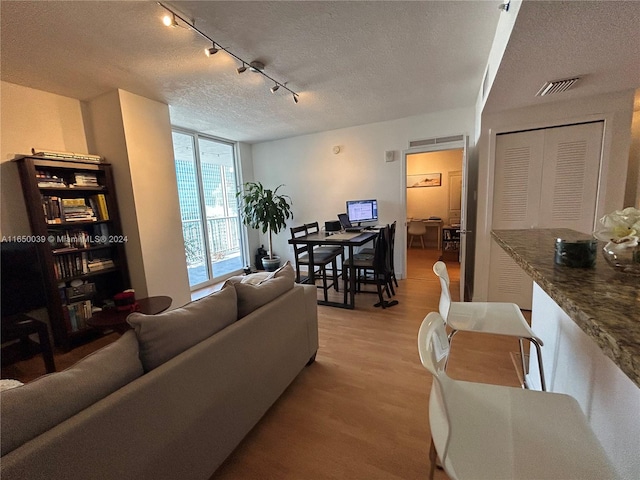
[536, 77, 580, 97]
[409, 134, 464, 148]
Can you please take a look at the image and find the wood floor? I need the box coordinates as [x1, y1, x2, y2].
[212, 247, 521, 480]
[3, 247, 522, 479]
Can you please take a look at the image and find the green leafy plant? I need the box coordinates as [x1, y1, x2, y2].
[236, 182, 293, 260]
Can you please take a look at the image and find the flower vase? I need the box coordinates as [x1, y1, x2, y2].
[602, 245, 640, 276]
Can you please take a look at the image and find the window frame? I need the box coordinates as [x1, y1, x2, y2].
[172, 127, 246, 290]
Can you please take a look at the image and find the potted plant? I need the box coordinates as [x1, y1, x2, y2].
[236, 182, 293, 271]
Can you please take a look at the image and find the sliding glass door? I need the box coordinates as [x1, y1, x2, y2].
[173, 130, 244, 288]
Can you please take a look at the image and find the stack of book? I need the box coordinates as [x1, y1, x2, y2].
[61, 198, 96, 222]
[72, 172, 99, 187]
[87, 258, 115, 272]
[36, 170, 67, 188]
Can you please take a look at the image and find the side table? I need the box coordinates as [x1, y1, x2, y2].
[87, 296, 172, 334]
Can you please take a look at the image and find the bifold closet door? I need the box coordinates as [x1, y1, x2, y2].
[489, 122, 603, 307]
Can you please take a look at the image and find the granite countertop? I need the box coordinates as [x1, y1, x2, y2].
[491, 228, 640, 389]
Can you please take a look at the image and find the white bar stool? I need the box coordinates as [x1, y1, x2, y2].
[433, 261, 546, 391]
[418, 312, 619, 480]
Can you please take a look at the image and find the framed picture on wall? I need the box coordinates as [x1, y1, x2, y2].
[407, 172, 442, 188]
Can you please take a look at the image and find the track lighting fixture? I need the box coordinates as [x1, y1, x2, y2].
[204, 43, 219, 57]
[249, 61, 264, 73]
[162, 13, 178, 27]
[157, 2, 299, 103]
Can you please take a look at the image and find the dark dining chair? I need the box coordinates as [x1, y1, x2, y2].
[290, 224, 341, 301]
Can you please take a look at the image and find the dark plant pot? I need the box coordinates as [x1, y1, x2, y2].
[262, 256, 281, 272]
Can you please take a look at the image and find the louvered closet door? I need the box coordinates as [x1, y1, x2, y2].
[489, 130, 544, 307]
[492, 129, 545, 229]
[538, 122, 603, 233]
[488, 122, 603, 308]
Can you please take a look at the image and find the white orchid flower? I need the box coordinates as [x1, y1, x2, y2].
[594, 207, 640, 250]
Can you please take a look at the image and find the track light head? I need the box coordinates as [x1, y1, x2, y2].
[498, 1, 510, 12]
[162, 13, 178, 27]
[292, 94, 299, 104]
[236, 63, 247, 74]
[249, 61, 264, 73]
[270, 84, 280, 93]
[205, 44, 219, 57]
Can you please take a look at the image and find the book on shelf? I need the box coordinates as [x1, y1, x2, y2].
[53, 252, 90, 279]
[87, 258, 115, 272]
[72, 172, 99, 187]
[41, 195, 62, 223]
[63, 299, 93, 332]
[31, 148, 103, 164]
[92, 194, 109, 221]
[61, 198, 96, 222]
[36, 170, 67, 188]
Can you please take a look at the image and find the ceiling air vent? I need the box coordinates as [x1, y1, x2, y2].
[536, 77, 580, 97]
[409, 134, 464, 149]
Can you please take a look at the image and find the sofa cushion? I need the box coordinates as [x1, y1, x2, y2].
[234, 261, 295, 318]
[127, 284, 237, 371]
[0, 330, 143, 456]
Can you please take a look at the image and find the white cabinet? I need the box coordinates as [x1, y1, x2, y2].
[489, 122, 604, 307]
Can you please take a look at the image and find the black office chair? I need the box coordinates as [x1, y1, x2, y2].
[290, 224, 341, 301]
[343, 226, 398, 308]
[353, 221, 397, 293]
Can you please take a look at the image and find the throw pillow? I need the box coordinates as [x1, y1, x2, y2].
[240, 271, 273, 285]
[234, 261, 295, 318]
[0, 330, 143, 456]
[127, 284, 237, 371]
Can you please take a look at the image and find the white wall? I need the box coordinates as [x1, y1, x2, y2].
[406, 150, 462, 220]
[251, 108, 475, 278]
[87, 90, 191, 308]
[0, 82, 88, 236]
[474, 89, 635, 301]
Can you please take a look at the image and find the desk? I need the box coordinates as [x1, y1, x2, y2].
[288, 231, 377, 309]
[407, 219, 444, 250]
[87, 296, 172, 333]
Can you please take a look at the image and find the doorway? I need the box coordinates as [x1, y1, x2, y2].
[405, 148, 464, 281]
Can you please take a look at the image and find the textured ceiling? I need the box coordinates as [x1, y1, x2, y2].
[484, 0, 640, 113]
[1, 1, 501, 143]
[3, 2, 638, 145]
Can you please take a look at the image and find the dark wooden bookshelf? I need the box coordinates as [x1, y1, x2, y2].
[15, 156, 131, 350]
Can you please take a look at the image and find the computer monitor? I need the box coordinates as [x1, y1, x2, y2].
[346, 199, 378, 224]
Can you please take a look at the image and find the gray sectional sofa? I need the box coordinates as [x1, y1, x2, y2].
[0, 262, 318, 479]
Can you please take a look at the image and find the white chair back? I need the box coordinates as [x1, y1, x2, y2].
[418, 312, 455, 475]
[417, 311, 449, 375]
[432, 261, 452, 321]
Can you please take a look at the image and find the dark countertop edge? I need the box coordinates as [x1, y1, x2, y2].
[491, 230, 640, 389]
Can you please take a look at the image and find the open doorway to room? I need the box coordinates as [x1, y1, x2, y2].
[405, 148, 464, 280]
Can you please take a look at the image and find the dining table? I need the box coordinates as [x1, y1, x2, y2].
[288, 230, 378, 309]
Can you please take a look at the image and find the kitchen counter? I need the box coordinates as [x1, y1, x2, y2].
[491, 228, 640, 388]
